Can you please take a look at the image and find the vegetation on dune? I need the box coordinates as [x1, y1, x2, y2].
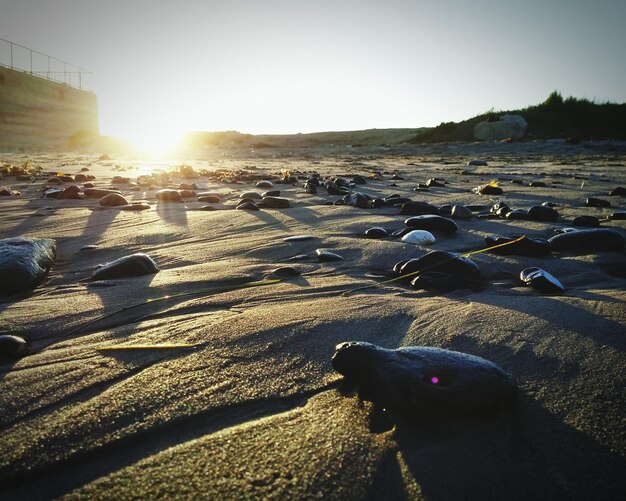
[412, 91, 626, 143]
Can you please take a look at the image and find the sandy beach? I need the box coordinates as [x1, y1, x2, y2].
[1, 140, 625, 500]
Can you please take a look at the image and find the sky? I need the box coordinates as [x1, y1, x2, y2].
[1, 0, 625, 150]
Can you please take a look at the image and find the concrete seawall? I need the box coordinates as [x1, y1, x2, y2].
[0, 67, 98, 150]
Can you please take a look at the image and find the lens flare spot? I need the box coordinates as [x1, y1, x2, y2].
[431, 376, 439, 385]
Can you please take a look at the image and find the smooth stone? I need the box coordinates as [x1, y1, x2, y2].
[262, 190, 280, 197]
[44, 188, 63, 199]
[178, 183, 198, 191]
[401, 230, 436, 246]
[58, 185, 82, 200]
[84, 188, 122, 198]
[316, 249, 344, 262]
[490, 202, 511, 217]
[199, 205, 216, 211]
[527, 205, 559, 222]
[405, 215, 458, 234]
[426, 178, 445, 187]
[390, 228, 414, 239]
[438, 204, 453, 215]
[236, 202, 260, 211]
[269, 266, 301, 276]
[80, 245, 98, 251]
[505, 209, 530, 220]
[99, 193, 129, 206]
[334, 178, 350, 188]
[475, 184, 503, 195]
[351, 175, 367, 184]
[91, 253, 160, 280]
[324, 180, 345, 195]
[178, 190, 196, 198]
[331, 342, 516, 413]
[113, 176, 131, 184]
[400, 201, 439, 216]
[520, 267, 565, 293]
[609, 187, 626, 196]
[467, 160, 488, 166]
[0, 335, 29, 360]
[611, 212, 626, 220]
[342, 192, 372, 209]
[283, 235, 316, 242]
[240, 191, 262, 199]
[466, 204, 490, 212]
[365, 227, 388, 239]
[485, 235, 551, 257]
[451, 205, 472, 220]
[304, 183, 318, 194]
[156, 189, 184, 202]
[585, 197, 610, 208]
[261, 196, 290, 209]
[395, 250, 480, 280]
[256, 180, 273, 189]
[542, 201, 558, 207]
[529, 181, 546, 187]
[120, 202, 150, 211]
[198, 195, 221, 203]
[411, 272, 484, 291]
[0, 238, 56, 295]
[572, 215, 600, 227]
[286, 254, 309, 261]
[548, 229, 625, 253]
[306, 177, 320, 186]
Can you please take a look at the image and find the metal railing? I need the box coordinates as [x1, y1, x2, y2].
[0, 38, 92, 91]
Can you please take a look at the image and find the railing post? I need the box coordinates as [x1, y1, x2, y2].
[30, 49, 33, 74]
[64, 61, 67, 85]
[10, 41, 13, 69]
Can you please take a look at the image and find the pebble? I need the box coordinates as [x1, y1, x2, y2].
[256, 180, 273, 189]
[394, 250, 480, 280]
[0, 335, 29, 361]
[199, 205, 216, 211]
[281, 235, 316, 243]
[365, 227, 388, 239]
[240, 191, 262, 199]
[611, 212, 626, 220]
[269, 266, 301, 276]
[609, 187, 626, 196]
[0, 237, 56, 295]
[99, 193, 129, 206]
[198, 195, 221, 203]
[236, 201, 260, 211]
[451, 204, 472, 220]
[120, 202, 150, 211]
[585, 197, 611, 207]
[156, 189, 183, 202]
[91, 253, 160, 280]
[262, 190, 280, 197]
[527, 205, 559, 222]
[80, 245, 98, 251]
[316, 249, 344, 261]
[485, 235, 551, 257]
[548, 228, 624, 253]
[572, 215, 600, 227]
[467, 160, 488, 166]
[426, 178, 445, 187]
[411, 271, 484, 291]
[400, 201, 440, 216]
[331, 341, 516, 413]
[529, 181, 546, 187]
[405, 215, 458, 234]
[260, 196, 290, 209]
[84, 188, 122, 198]
[474, 184, 503, 195]
[304, 182, 318, 194]
[324, 180, 345, 195]
[520, 267, 565, 293]
[342, 192, 372, 209]
[351, 175, 367, 184]
[401, 230, 436, 245]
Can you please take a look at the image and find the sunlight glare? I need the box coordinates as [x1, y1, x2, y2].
[125, 121, 185, 157]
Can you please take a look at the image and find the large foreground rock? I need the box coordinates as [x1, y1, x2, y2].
[0, 238, 56, 295]
[474, 114, 528, 141]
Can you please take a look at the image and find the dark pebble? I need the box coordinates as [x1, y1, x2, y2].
[400, 201, 439, 216]
[0, 238, 56, 295]
[283, 235, 316, 242]
[316, 249, 344, 262]
[572, 215, 600, 227]
[485, 235, 551, 257]
[451, 205, 472, 220]
[198, 195, 221, 203]
[269, 266, 301, 276]
[91, 253, 160, 280]
[585, 197, 611, 208]
[365, 227, 388, 239]
[609, 187, 626, 196]
[527, 205, 559, 222]
[405, 215, 458, 234]
[548, 229, 624, 253]
[411, 272, 484, 291]
[395, 250, 480, 280]
[611, 212, 626, 220]
[520, 267, 565, 293]
[236, 201, 260, 211]
[0, 335, 28, 361]
[261, 196, 290, 209]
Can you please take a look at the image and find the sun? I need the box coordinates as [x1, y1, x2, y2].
[126, 123, 185, 157]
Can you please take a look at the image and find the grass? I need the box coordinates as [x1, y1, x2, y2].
[411, 91, 626, 143]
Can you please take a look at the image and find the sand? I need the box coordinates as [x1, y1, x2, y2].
[0, 140, 625, 500]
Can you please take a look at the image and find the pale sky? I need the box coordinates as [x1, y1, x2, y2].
[1, 0, 625, 150]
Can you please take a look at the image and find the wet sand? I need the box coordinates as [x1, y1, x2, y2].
[1, 141, 625, 500]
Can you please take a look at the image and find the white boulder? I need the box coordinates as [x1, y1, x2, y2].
[473, 114, 528, 141]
